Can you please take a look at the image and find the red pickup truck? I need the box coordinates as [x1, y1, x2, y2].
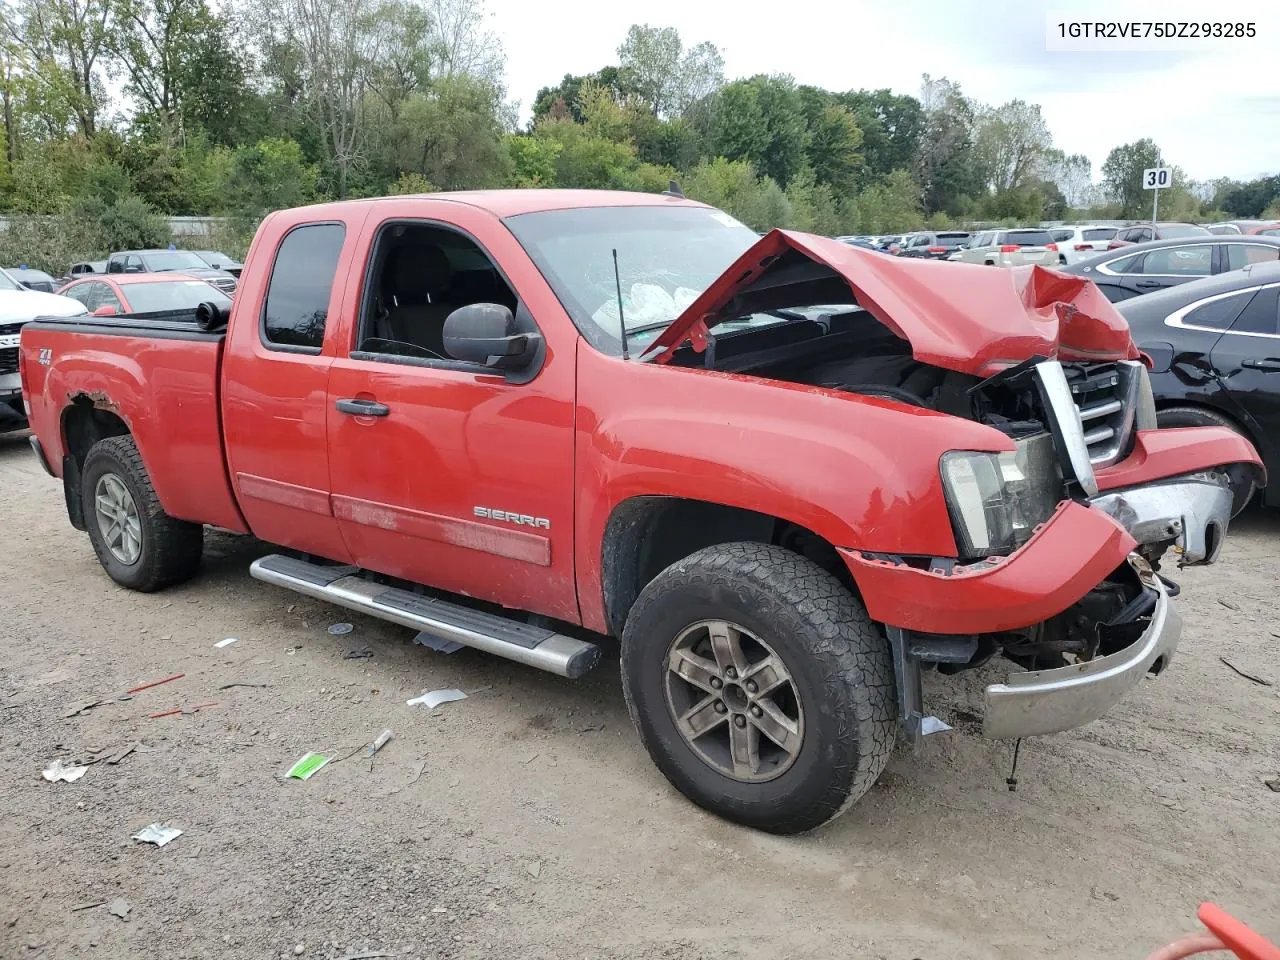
[19, 190, 1263, 833]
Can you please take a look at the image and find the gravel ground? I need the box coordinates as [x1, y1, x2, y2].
[2, 429, 1278, 960]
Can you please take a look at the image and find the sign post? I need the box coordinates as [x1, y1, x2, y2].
[1143, 163, 1171, 227]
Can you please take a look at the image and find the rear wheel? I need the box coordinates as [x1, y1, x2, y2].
[81, 436, 203, 591]
[1157, 406, 1256, 515]
[620, 542, 896, 834]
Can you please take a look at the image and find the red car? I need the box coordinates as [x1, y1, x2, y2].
[1245, 222, 1280, 237]
[18, 191, 1262, 833]
[57, 272, 232, 315]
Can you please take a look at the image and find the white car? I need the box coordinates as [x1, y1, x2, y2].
[0, 268, 88, 433]
[1047, 225, 1120, 266]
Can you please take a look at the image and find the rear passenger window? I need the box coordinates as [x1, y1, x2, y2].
[1229, 287, 1280, 336]
[1181, 292, 1253, 330]
[1104, 253, 1142, 274]
[262, 223, 346, 351]
[1226, 244, 1280, 271]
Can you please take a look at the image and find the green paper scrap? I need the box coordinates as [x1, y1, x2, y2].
[287, 752, 331, 780]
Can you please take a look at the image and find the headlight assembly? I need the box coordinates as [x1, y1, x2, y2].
[940, 434, 1063, 559]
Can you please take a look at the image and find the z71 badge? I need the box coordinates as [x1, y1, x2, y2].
[38, 347, 53, 366]
[473, 506, 550, 529]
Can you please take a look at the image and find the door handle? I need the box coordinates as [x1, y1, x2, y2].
[335, 398, 390, 416]
[1135, 280, 1163, 288]
[1241, 358, 1280, 372]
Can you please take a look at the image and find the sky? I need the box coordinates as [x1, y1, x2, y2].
[485, 0, 1280, 185]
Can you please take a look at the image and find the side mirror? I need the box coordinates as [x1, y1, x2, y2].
[92, 304, 118, 317]
[442, 303, 537, 369]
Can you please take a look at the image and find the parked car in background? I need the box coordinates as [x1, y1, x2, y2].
[0, 269, 87, 433]
[896, 231, 970, 260]
[1119, 260, 1280, 511]
[876, 235, 903, 252]
[1047, 225, 1118, 265]
[950, 228, 1059, 267]
[57, 273, 234, 316]
[65, 261, 108, 282]
[5, 267, 59, 292]
[1245, 223, 1280, 237]
[1059, 236, 1280, 303]
[106, 249, 237, 296]
[1108, 223, 1211, 248]
[834, 236, 879, 251]
[1205, 220, 1271, 235]
[189, 250, 244, 277]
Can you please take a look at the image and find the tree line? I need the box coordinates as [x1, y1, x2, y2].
[1, 0, 1277, 273]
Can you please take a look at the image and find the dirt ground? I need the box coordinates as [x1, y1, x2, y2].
[2, 430, 1278, 960]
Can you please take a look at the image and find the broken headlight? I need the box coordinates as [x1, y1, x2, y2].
[940, 434, 1063, 558]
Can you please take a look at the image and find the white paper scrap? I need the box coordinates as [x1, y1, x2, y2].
[42, 759, 88, 783]
[214, 637, 240, 648]
[405, 688, 468, 709]
[132, 823, 183, 846]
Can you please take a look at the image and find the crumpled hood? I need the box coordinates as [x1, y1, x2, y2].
[0, 289, 88, 322]
[641, 229, 1139, 376]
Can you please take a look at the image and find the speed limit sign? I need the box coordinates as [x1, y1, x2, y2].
[1143, 167, 1172, 190]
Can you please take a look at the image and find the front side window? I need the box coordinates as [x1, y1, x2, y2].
[262, 223, 346, 350]
[505, 205, 763, 354]
[1141, 246, 1212, 276]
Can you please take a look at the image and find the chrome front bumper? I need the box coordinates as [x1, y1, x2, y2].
[983, 568, 1181, 739]
[1089, 471, 1233, 565]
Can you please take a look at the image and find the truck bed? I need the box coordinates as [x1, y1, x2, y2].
[20, 309, 247, 532]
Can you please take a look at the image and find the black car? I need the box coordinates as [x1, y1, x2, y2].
[1118, 260, 1280, 511]
[895, 231, 970, 260]
[107, 249, 237, 296]
[1060, 236, 1280, 303]
[1112, 222, 1211, 244]
[190, 250, 244, 277]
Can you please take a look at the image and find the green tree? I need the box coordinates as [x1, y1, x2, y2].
[1101, 138, 1161, 218]
[507, 134, 561, 187]
[616, 24, 722, 117]
[4, 0, 111, 137]
[971, 99, 1052, 195]
[785, 166, 841, 235]
[805, 101, 862, 195]
[710, 76, 807, 188]
[382, 75, 512, 191]
[683, 156, 790, 231]
[225, 136, 317, 219]
[855, 169, 924, 233]
[840, 89, 922, 186]
[915, 75, 979, 215]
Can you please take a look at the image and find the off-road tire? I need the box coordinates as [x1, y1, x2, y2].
[1157, 406, 1256, 515]
[81, 436, 203, 591]
[620, 542, 896, 834]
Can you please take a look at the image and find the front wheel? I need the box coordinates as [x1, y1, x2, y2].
[620, 542, 896, 834]
[1156, 406, 1256, 515]
[81, 436, 203, 591]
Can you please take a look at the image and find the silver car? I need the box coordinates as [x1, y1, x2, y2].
[950, 228, 1060, 267]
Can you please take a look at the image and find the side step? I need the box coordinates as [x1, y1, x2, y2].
[249, 554, 601, 679]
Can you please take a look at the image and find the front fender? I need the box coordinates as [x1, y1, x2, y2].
[573, 347, 1013, 632]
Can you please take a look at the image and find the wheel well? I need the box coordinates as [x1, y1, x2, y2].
[62, 396, 130, 469]
[601, 496, 851, 636]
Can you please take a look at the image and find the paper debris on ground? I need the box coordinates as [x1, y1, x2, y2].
[42, 759, 88, 782]
[405, 689, 467, 709]
[411, 631, 463, 654]
[526, 860, 542, 879]
[214, 637, 240, 648]
[107, 898, 131, 920]
[132, 823, 182, 846]
[287, 752, 331, 780]
[328, 622, 354, 635]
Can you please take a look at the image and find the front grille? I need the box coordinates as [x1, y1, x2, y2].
[1064, 361, 1145, 467]
[0, 321, 22, 376]
[210, 276, 237, 295]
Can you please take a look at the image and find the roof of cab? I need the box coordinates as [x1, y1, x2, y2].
[379, 188, 708, 218]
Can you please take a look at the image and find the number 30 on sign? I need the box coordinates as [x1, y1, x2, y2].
[1143, 167, 1172, 190]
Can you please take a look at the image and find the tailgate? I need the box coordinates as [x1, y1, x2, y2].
[20, 316, 246, 533]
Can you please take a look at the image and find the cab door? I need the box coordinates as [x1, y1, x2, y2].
[323, 202, 580, 622]
[221, 211, 366, 562]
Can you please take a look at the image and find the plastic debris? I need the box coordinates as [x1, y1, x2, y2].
[405, 689, 467, 709]
[42, 759, 88, 783]
[1220, 657, 1272, 686]
[328, 622, 354, 636]
[526, 860, 542, 879]
[70, 901, 106, 912]
[365, 729, 393, 758]
[214, 637, 240, 649]
[126, 674, 184, 695]
[62, 699, 106, 719]
[107, 898, 131, 920]
[132, 823, 182, 846]
[287, 752, 331, 780]
[412, 631, 463, 654]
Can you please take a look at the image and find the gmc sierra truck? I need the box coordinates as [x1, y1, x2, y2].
[19, 190, 1263, 834]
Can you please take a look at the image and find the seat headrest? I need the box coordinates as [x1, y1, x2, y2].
[387, 244, 452, 300]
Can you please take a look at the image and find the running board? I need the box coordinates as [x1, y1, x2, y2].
[249, 554, 601, 679]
